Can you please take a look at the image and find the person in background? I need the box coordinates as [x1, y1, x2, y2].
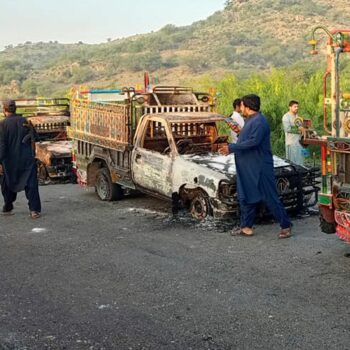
[228, 98, 245, 143]
[282, 100, 304, 166]
[0, 99, 41, 218]
[219, 94, 292, 239]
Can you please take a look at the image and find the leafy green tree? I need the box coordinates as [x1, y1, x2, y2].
[181, 56, 209, 73]
[70, 67, 95, 84]
[36, 82, 56, 96]
[214, 67, 327, 156]
[122, 52, 162, 72]
[21, 79, 38, 96]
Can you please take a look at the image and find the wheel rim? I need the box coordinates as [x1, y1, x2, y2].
[97, 173, 109, 200]
[191, 195, 209, 220]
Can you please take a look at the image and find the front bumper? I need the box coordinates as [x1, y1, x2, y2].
[210, 197, 239, 219]
[46, 163, 73, 179]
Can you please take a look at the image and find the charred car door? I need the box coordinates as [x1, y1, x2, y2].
[131, 118, 174, 198]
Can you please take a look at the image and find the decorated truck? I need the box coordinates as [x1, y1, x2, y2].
[68, 85, 319, 220]
[304, 27, 350, 243]
[15, 98, 74, 182]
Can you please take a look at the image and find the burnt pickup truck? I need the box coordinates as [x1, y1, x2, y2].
[15, 98, 74, 182]
[68, 86, 319, 220]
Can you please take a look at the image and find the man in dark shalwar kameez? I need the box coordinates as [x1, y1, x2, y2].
[219, 94, 292, 238]
[0, 99, 41, 218]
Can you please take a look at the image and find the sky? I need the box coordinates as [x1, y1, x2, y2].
[0, 0, 226, 50]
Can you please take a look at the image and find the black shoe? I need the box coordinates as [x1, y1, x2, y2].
[2, 204, 14, 213]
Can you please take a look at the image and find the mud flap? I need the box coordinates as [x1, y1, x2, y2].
[319, 205, 336, 234]
[319, 205, 335, 223]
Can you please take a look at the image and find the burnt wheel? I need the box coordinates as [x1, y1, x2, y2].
[190, 193, 211, 220]
[95, 168, 124, 201]
[319, 214, 336, 234]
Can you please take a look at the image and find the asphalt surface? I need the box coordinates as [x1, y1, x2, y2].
[0, 184, 349, 350]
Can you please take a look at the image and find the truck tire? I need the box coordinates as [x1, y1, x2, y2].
[190, 193, 211, 220]
[319, 214, 336, 234]
[95, 168, 124, 201]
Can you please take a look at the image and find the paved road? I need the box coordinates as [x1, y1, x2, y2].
[0, 184, 349, 350]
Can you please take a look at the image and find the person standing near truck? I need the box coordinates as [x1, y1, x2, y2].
[228, 98, 245, 143]
[282, 100, 304, 166]
[0, 99, 41, 218]
[219, 94, 292, 238]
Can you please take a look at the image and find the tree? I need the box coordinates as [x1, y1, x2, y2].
[22, 79, 38, 95]
[70, 66, 95, 84]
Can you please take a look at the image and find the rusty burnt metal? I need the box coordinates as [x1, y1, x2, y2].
[36, 141, 73, 180]
[29, 115, 70, 135]
[15, 98, 74, 183]
[35, 141, 72, 166]
[69, 85, 319, 220]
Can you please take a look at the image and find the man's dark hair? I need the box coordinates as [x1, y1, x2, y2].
[288, 100, 299, 107]
[242, 94, 260, 112]
[3, 99, 16, 113]
[232, 98, 241, 109]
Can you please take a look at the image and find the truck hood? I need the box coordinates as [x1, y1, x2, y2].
[182, 153, 290, 179]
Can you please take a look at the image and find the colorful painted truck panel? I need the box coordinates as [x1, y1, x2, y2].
[305, 27, 350, 243]
[69, 86, 319, 220]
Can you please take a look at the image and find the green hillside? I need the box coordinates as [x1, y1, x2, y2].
[1, 0, 350, 98]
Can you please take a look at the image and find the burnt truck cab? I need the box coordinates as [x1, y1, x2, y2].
[131, 112, 229, 219]
[15, 98, 73, 182]
[69, 86, 319, 220]
[131, 112, 319, 219]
